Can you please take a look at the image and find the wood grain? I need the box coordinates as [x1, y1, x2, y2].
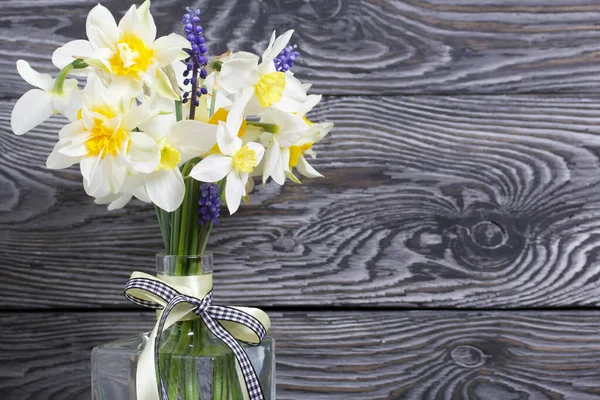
[1, 311, 599, 400]
[2, 95, 600, 308]
[5, 0, 600, 95]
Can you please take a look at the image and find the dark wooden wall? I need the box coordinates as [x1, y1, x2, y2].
[1, 1, 600, 399]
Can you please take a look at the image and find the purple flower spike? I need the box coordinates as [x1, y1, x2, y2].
[274, 44, 300, 72]
[198, 183, 220, 225]
[182, 6, 209, 113]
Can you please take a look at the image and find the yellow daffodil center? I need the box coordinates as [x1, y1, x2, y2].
[85, 106, 128, 159]
[289, 143, 313, 168]
[205, 108, 247, 156]
[255, 72, 286, 108]
[157, 138, 181, 171]
[109, 31, 155, 78]
[232, 145, 256, 173]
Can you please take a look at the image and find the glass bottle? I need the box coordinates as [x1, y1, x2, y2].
[91, 254, 275, 400]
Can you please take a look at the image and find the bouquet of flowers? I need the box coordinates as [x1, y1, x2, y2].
[10, 2, 333, 399]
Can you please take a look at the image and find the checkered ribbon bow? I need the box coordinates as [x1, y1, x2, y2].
[125, 274, 267, 400]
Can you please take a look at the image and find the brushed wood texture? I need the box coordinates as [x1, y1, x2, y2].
[1, 311, 599, 400]
[2, 95, 600, 308]
[4, 0, 600, 96]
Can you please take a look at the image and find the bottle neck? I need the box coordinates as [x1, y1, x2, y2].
[156, 253, 213, 277]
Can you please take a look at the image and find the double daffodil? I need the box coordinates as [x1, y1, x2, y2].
[52, 0, 188, 100]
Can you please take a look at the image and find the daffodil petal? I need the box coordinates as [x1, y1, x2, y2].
[58, 120, 87, 140]
[189, 154, 232, 182]
[245, 175, 255, 195]
[261, 108, 308, 148]
[153, 33, 189, 67]
[297, 122, 334, 146]
[137, 0, 157, 43]
[261, 29, 294, 64]
[132, 184, 151, 203]
[171, 60, 187, 90]
[220, 56, 259, 94]
[10, 89, 54, 135]
[296, 94, 322, 117]
[16, 60, 54, 91]
[46, 142, 79, 169]
[169, 120, 218, 162]
[271, 153, 286, 185]
[118, 4, 144, 38]
[145, 168, 185, 212]
[273, 74, 307, 113]
[261, 31, 277, 64]
[86, 4, 120, 49]
[59, 139, 89, 157]
[95, 192, 133, 210]
[53, 91, 83, 122]
[281, 147, 291, 172]
[217, 121, 242, 157]
[296, 155, 323, 178]
[81, 155, 125, 197]
[149, 67, 179, 100]
[110, 75, 145, 100]
[121, 102, 156, 131]
[52, 40, 94, 75]
[262, 137, 280, 184]
[225, 170, 244, 214]
[127, 131, 161, 173]
[226, 87, 254, 137]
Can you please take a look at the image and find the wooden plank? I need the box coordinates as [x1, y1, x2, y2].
[3, 95, 600, 308]
[5, 0, 600, 95]
[1, 311, 599, 399]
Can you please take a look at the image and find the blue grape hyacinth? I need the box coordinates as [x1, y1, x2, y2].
[182, 7, 208, 109]
[197, 183, 220, 225]
[274, 44, 300, 72]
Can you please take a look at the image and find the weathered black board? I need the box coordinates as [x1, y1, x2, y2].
[1, 0, 600, 399]
[1, 311, 600, 400]
[4, 0, 600, 96]
[3, 95, 600, 309]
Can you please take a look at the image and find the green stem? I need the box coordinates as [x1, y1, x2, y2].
[189, 180, 202, 262]
[176, 163, 196, 273]
[155, 205, 170, 253]
[52, 59, 87, 95]
[170, 200, 182, 257]
[199, 223, 213, 256]
[175, 100, 183, 122]
[159, 326, 181, 397]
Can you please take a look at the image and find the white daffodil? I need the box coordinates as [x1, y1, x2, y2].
[220, 30, 307, 136]
[131, 105, 218, 211]
[278, 93, 333, 180]
[287, 118, 333, 179]
[259, 108, 309, 185]
[52, 0, 188, 100]
[11, 60, 81, 135]
[46, 76, 159, 199]
[190, 121, 264, 214]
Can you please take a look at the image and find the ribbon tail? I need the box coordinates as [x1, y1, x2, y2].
[136, 314, 161, 400]
[201, 314, 266, 400]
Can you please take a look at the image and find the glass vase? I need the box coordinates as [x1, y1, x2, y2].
[91, 254, 275, 400]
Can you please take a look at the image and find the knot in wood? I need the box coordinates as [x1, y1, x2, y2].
[450, 345, 488, 368]
[470, 221, 507, 249]
[272, 237, 297, 252]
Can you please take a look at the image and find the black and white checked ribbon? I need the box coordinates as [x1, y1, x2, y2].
[125, 276, 266, 400]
